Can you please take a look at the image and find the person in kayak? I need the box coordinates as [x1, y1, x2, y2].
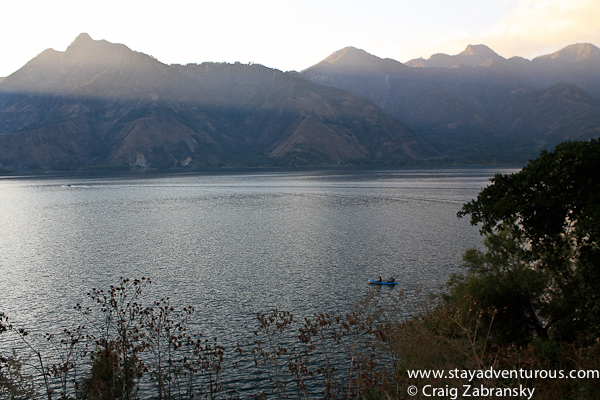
[386, 277, 395, 283]
[376, 276, 382, 282]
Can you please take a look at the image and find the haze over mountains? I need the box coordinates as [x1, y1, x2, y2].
[301, 43, 600, 162]
[1, 34, 599, 169]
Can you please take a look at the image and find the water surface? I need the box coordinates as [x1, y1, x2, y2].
[0, 167, 517, 389]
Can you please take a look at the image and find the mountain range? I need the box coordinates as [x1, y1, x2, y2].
[301, 43, 600, 162]
[1, 34, 599, 169]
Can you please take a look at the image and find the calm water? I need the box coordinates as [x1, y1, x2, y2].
[0, 166, 517, 393]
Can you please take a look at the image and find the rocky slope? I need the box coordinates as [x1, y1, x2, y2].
[2, 35, 599, 169]
[0, 34, 434, 169]
[302, 44, 600, 160]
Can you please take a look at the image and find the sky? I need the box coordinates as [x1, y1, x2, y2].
[1, 0, 599, 77]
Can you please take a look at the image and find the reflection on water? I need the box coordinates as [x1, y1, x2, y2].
[0, 167, 517, 392]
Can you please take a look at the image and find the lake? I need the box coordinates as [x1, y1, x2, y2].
[0, 166, 518, 394]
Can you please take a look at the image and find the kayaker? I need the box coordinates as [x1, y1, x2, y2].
[386, 277, 395, 283]
[376, 276, 382, 282]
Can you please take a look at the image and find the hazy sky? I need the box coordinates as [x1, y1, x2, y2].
[1, 0, 599, 77]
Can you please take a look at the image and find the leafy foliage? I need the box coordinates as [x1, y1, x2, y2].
[457, 139, 600, 341]
[445, 228, 548, 343]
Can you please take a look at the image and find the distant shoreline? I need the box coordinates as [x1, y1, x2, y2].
[0, 164, 523, 182]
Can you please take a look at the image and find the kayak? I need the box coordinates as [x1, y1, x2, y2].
[368, 279, 398, 285]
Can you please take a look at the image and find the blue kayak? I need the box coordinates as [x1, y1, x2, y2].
[368, 279, 397, 285]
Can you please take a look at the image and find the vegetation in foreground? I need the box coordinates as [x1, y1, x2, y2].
[1, 140, 599, 399]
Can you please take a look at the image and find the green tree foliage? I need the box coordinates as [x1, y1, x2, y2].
[456, 139, 600, 342]
[446, 228, 549, 344]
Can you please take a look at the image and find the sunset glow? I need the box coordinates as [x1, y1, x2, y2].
[1, 0, 599, 77]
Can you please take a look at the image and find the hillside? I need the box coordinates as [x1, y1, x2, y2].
[302, 44, 600, 160]
[0, 34, 435, 169]
[2, 36, 600, 169]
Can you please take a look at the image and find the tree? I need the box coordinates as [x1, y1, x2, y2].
[446, 227, 549, 344]
[456, 139, 600, 342]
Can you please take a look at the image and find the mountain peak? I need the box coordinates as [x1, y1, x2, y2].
[60, 33, 152, 69]
[303, 47, 405, 75]
[65, 33, 111, 55]
[73, 32, 94, 44]
[323, 47, 381, 67]
[460, 44, 498, 58]
[535, 43, 600, 64]
[1, 34, 164, 96]
[406, 44, 504, 68]
[63, 33, 102, 58]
